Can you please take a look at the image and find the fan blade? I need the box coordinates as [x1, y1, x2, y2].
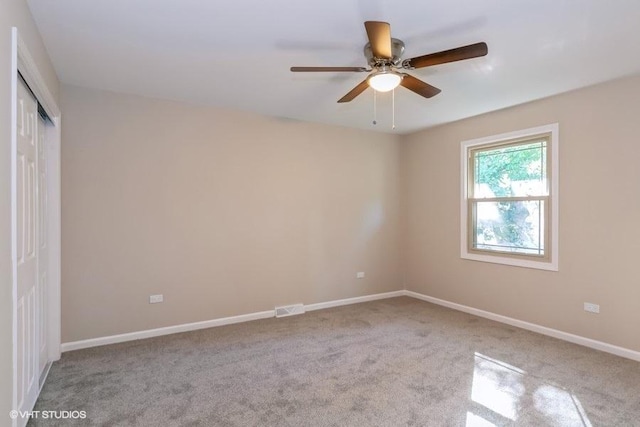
[364, 21, 392, 59]
[405, 42, 488, 69]
[290, 66, 368, 72]
[337, 80, 369, 103]
[400, 74, 441, 98]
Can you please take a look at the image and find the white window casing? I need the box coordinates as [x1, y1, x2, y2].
[460, 123, 559, 271]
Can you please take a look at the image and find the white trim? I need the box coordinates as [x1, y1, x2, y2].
[61, 291, 405, 352]
[10, 28, 19, 427]
[404, 290, 640, 362]
[45, 122, 61, 362]
[460, 123, 559, 271]
[16, 36, 60, 119]
[61, 310, 276, 352]
[304, 291, 405, 312]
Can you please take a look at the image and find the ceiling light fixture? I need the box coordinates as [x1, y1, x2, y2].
[367, 68, 402, 92]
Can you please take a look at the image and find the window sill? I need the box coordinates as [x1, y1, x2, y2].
[461, 251, 558, 271]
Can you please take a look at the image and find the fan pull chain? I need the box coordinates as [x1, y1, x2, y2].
[392, 88, 395, 130]
[372, 90, 377, 125]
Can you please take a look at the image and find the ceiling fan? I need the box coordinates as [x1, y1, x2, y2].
[290, 21, 488, 103]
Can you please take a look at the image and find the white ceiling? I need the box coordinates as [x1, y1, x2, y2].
[27, 0, 640, 134]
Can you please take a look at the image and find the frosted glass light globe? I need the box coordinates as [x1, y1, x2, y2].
[367, 71, 402, 92]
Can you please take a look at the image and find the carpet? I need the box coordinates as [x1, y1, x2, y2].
[30, 297, 640, 426]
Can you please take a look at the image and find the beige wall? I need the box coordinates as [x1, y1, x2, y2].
[60, 85, 402, 343]
[59, 65, 640, 353]
[402, 74, 640, 352]
[1, 0, 59, 419]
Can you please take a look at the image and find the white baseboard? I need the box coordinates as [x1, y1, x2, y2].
[61, 310, 275, 352]
[61, 289, 640, 362]
[305, 291, 405, 312]
[61, 290, 404, 352]
[405, 290, 640, 362]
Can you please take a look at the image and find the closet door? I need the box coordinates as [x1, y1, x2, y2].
[37, 113, 48, 379]
[16, 77, 40, 415]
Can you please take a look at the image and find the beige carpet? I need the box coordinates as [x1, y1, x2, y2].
[31, 297, 640, 426]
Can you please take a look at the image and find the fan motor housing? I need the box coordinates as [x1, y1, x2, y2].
[364, 38, 405, 66]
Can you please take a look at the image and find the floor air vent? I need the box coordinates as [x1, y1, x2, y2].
[275, 304, 305, 318]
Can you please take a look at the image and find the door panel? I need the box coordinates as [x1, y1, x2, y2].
[16, 78, 39, 414]
[37, 114, 48, 377]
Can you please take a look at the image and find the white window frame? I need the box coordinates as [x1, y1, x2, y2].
[460, 123, 559, 271]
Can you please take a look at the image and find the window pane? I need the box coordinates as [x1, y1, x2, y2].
[474, 141, 547, 198]
[473, 200, 545, 255]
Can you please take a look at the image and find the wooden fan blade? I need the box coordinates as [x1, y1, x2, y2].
[290, 66, 368, 72]
[405, 42, 488, 69]
[400, 74, 441, 98]
[364, 21, 392, 59]
[337, 80, 369, 103]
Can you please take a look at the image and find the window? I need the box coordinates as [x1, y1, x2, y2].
[461, 124, 558, 270]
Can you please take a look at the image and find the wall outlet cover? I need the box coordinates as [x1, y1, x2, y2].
[149, 294, 164, 304]
[584, 302, 599, 313]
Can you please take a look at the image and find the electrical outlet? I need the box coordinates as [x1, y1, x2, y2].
[356, 272, 365, 279]
[584, 302, 599, 313]
[149, 294, 164, 304]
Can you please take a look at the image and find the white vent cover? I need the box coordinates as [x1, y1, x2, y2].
[275, 303, 305, 318]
